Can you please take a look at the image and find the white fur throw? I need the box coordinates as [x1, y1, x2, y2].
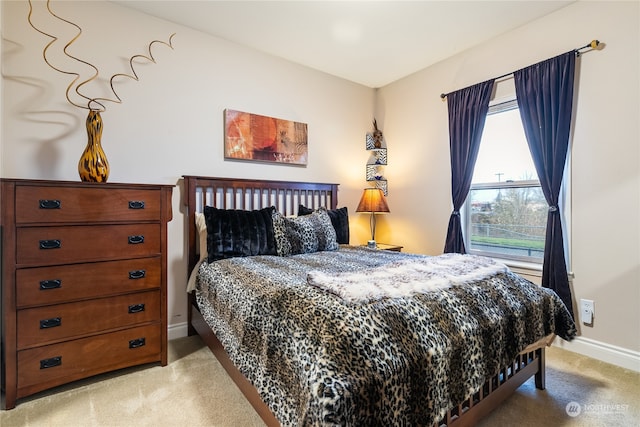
[307, 253, 507, 303]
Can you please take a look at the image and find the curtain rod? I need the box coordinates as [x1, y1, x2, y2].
[440, 40, 601, 100]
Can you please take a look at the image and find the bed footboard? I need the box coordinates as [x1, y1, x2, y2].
[439, 347, 546, 426]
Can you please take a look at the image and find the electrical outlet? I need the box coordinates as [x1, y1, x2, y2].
[580, 299, 594, 325]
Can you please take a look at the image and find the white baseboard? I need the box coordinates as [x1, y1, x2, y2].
[168, 321, 189, 341]
[553, 336, 640, 372]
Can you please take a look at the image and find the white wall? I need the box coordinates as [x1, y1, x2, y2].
[1, 1, 374, 336]
[377, 1, 640, 368]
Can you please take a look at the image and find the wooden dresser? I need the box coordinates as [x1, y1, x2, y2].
[0, 178, 173, 409]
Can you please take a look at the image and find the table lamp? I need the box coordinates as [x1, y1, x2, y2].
[356, 187, 390, 248]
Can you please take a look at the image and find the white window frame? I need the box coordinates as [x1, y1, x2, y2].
[462, 96, 572, 273]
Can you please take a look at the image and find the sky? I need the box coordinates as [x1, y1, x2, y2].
[472, 108, 538, 184]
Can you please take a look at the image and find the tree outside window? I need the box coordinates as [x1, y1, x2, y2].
[464, 102, 547, 262]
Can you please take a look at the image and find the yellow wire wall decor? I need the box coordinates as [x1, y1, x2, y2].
[27, 0, 176, 112]
[26, 0, 176, 182]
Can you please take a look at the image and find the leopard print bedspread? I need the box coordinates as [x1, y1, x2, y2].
[195, 246, 576, 426]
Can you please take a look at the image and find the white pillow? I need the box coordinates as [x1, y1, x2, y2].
[187, 212, 208, 292]
[195, 212, 208, 262]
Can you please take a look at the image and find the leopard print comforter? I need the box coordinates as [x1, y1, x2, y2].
[195, 246, 576, 426]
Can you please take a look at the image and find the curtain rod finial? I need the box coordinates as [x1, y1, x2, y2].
[440, 93, 447, 100]
[590, 40, 600, 49]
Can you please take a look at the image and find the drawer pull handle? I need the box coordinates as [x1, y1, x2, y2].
[40, 279, 62, 290]
[39, 199, 61, 209]
[128, 200, 145, 209]
[40, 317, 62, 329]
[129, 338, 146, 349]
[128, 270, 146, 280]
[39, 239, 61, 249]
[40, 356, 62, 369]
[128, 235, 144, 244]
[128, 303, 145, 314]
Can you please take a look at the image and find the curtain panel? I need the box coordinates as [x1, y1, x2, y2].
[514, 51, 576, 318]
[443, 79, 495, 254]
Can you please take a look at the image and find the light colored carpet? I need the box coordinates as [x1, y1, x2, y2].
[477, 345, 640, 427]
[2, 335, 638, 426]
[1, 336, 264, 427]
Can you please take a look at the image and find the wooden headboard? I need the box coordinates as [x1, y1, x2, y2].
[182, 175, 339, 275]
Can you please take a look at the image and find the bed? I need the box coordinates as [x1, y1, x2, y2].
[183, 175, 576, 426]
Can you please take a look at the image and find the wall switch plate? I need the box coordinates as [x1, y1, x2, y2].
[580, 299, 594, 325]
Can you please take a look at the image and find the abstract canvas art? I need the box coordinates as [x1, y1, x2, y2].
[224, 109, 308, 166]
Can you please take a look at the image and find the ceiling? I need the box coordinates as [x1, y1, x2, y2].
[113, 1, 574, 88]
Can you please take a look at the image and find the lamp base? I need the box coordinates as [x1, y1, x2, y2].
[367, 240, 377, 249]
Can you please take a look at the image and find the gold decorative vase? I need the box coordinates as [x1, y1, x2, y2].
[78, 110, 110, 182]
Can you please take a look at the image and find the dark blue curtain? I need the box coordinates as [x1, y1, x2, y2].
[514, 51, 575, 318]
[444, 80, 495, 254]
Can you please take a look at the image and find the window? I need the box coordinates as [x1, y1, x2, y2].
[464, 100, 547, 263]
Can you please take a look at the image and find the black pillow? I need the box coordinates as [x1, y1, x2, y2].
[204, 206, 277, 262]
[298, 205, 349, 244]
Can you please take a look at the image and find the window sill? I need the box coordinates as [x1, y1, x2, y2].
[494, 258, 543, 278]
[492, 257, 575, 282]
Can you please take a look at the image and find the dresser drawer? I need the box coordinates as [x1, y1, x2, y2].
[17, 324, 161, 395]
[15, 186, 161, 224]
[16, 258, 161, 308]
[16, 224, 160, 266]
[17, 290, 161, 349]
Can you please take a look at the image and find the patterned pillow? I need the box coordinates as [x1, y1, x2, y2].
[298, 205, 349, 244]
[272, 211, 292, 257]
[273, 208, 339, 256]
